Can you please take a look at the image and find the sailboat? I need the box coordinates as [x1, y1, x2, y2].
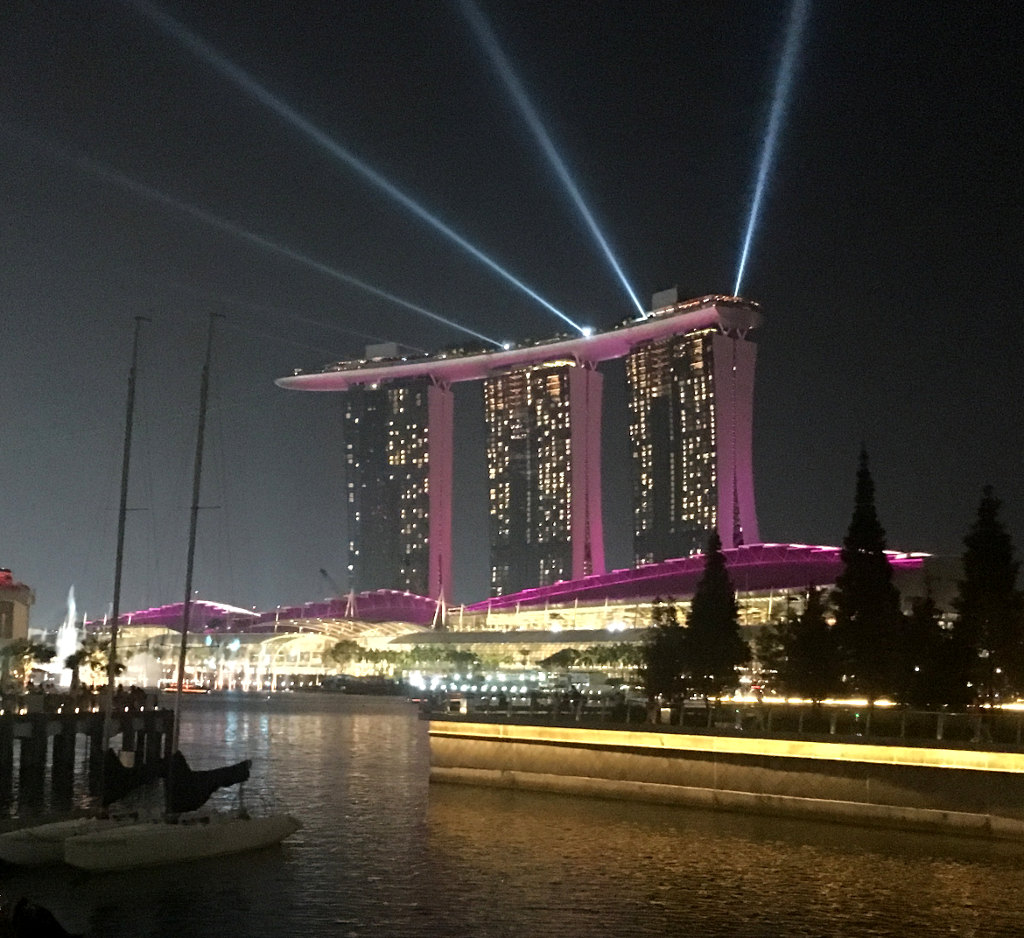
[0, 318, 153, 867]
[64, 314, 300, 872]
[0, 317, 298, 870]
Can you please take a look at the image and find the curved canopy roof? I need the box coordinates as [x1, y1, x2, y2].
[97, 544, 929, 633]
[465, 543, 929, 613]
[276, 295, 761, 392]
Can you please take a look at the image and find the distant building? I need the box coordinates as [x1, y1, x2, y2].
[627, 288, 760, 563]
[483, 360, 604, 596]
[0, 568, 34, 643]
[341, 374, 452, 599]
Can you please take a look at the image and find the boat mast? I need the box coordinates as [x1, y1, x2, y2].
[100, 316, 147, 793]
[107, 316, 147, 697]
[170, 313, 219, 757]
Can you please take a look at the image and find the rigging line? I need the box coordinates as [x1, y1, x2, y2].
[207, 356, 238, 607]
[159, 282, 397, 348]
[216, 318, 355, 358]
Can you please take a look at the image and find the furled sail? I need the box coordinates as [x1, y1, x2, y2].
[101, 749, 166, 807]
[167, 751, 252, 814]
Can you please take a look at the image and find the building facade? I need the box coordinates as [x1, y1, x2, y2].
[342, 376, 452, 599]
[0, 568, 33, 643]
[627, 291, 760, 563]
[282, 293, 761, 601]
[483, 360, 604, 596]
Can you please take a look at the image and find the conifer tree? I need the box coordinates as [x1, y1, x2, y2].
[832, 448, 903, 704]
[640, 597, 687, 700]
[953, 486, 1024, 704]
[684, 531, 750, 701]
[895, 594, 967, 709]
[771, 586, 842, 704]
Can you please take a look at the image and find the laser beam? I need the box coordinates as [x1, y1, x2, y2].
[160, 280, 402, 349]
[734, 0, 811, 296]
[124, 0, 585, 335]
[85, 159, 500, 346]
[458, 0, 644, 316]
[0, 120, 500, 347]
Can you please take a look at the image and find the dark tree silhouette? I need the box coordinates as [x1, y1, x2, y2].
[540, 648, 581, 670]
[640, 597, 687, 700]
[895, 594, 967, 709]
[684, 532, 750, 701]
[953, 486, 1024, 705]
[762, 587, 842, 704]
[832, 448, 903, 706]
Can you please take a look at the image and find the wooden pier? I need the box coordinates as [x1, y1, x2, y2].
[0, 701, 174, 810]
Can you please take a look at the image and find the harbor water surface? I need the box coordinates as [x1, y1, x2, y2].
[4, 693, 1024, 936]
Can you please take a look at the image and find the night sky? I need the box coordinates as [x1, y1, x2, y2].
[1, 1, 1020, 627]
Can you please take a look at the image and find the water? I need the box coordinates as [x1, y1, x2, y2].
[5, 693, 1024, 936]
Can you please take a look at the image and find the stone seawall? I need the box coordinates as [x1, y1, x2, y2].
[429, 720, 1024, 840]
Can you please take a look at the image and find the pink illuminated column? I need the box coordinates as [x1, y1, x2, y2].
[568, 363, 605, 579]
[711, 332, 760, 549]
[427, 380, 453, 601]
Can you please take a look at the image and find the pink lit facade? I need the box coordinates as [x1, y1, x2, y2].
[627, 311, 760, 563]
[277, 295, 762, 599]
[341, 378, 447, 597]
[714, 331, 759, 549]
[569, 363, 604, 579]
[483, 361, 604, 596]
[427, 381, 454, 601]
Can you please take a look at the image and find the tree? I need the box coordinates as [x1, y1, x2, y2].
[896, 594, 968, 709]
[831, 448, 903, 704]
[66, 634, 125, 688]
[540, 648, 580, 670]
[753, 595, 796, 686]
[1, 639, 56, 691]
[329, 639, 362, 670]
[760, 587, 842, 704]
[640, 598, 687, 700]
[683, 532, 750, 701]
[952, 486, 1024, 705]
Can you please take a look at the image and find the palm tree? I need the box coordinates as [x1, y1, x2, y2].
[329, 639, 362, 670]
[1, 639, 56, 691]
[66, 634, 125, 689]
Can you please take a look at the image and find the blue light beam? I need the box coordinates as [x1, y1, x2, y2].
[30, 136, 501, 348]
[125, 0, 584, 335]
[161, 280, 403, 349]
[458, 0, 644, 316]
[734, 0, 811, 296]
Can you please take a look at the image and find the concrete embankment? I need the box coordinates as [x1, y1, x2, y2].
[429, 718, 1024, 840]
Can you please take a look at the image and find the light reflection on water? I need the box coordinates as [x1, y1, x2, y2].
[3, 694, 1024, 937]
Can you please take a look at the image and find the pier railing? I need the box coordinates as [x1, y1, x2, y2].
[423, 692, 1024, 750]
[0, 696, 174, 814]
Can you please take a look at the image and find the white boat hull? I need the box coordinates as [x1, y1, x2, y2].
[63, 813, 301, 871]
[0, 816, 137, 866]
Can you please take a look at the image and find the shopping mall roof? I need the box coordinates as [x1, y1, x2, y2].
[96, 544, 933, 634]
[465, 543, 931, 613]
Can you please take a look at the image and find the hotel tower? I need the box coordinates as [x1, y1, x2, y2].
[340, 351, 452, 599]
[626, 288, 760, 563]
[279, 293, 761, 600]
[483, 360, 604, 596]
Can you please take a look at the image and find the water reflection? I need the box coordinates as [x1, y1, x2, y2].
[426, 773, 1024, 937]
[1, 695, 1023, 937]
